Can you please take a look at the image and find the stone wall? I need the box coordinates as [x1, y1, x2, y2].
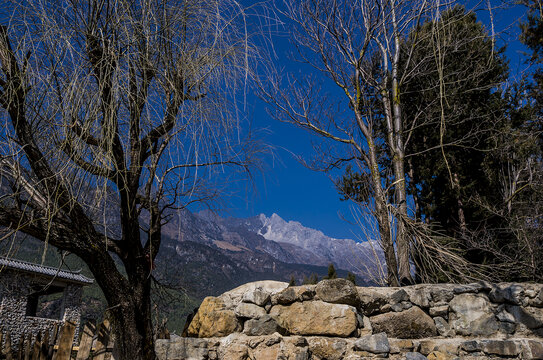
[0, 271, 84, 347]
[156, 280, 543, 359]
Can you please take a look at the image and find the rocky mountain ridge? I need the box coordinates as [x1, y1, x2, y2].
[163, 209, 383, 285]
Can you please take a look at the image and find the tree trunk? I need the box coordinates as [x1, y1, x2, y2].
[109, 288, 156, 360]
[453, 172, 467, 239]
[82, 248, 157, 360]
[367, 138, 400, 286]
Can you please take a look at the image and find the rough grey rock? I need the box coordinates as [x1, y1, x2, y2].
[405, 352, 429, 360]
[358, 288, 389, 315]
[389, 289, 410, 304]
[243, 315, 285, 336]
[242, 287, 270, 306]
[155, 337, 209, 360]
[315, 278, 360, 306]
[429, 305, 448, 318]
[353, 332, 390, 354]
[370, 306, 437, 339]
[406, 287, 431, 308]
[489, 284, 523, 305]
[526, 340, 543, 359]
[219, 281, 288, 310]
[391, 301, 413, 312]
[448, 294, 499, 336]
[505, 304, 543, 329]
[481, 340, 520, 357]
[429, 285, 455, 305]
[271, 285, 315, 305]
[461, 340, 482, 352]
[234, 302, 267, 319]
[434, 316, 455, 337]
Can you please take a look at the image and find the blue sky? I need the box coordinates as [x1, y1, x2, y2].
[223, 0, 532, 241]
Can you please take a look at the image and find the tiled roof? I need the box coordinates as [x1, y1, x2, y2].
[0, 257, 94, 285]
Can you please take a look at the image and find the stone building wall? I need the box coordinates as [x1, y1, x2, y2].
[0, 271, 83, 347]
[156, 280, 543, 360]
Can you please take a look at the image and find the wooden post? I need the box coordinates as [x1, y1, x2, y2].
[52, 322, 76, 360]
[24, 333, 31, 360]
[39, 330, 49, 360]
[31, 333, 41, 360]
[17, 333, 24, 360]
[93, 319, 110, 360]
[5, 331, 13, 360]
[75, 322, 95, 360]
[48, 324, 59, 360]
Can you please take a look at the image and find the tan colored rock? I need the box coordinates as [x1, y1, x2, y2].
[187, 297, 241, 338]
[370, 306, 437, 339]
[270, 301, 357, 337]
[427, 351, 454, 360]
[218, 342, 248, 360]
[249, 342, 280, 360]
[307, 337, 348, 360]
[419, 339, 461, 356]
[389, 339, 415, 354]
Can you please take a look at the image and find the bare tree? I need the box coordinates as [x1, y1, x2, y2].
[0, 0, 262, 358]
[262, 0, 446, 286]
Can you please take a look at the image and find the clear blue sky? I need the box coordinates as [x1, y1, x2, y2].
[223, 0, 532, 241]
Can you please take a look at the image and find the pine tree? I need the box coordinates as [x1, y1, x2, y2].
[324, 263, 337, 279]
[346, 272, 356, 285]
[288, 276, 297, 287]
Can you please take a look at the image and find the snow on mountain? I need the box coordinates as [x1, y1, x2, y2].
[256, 213, 384, 278]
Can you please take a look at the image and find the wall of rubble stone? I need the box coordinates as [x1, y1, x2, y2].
[0, 271, 83, 347]
[156, 280, 543, 359]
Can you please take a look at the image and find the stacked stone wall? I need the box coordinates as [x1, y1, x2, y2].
[0, 271, 84, 347]
[157, 280, 543, 359]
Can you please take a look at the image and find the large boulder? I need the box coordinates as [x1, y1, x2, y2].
[370, 306, 437, 339]
[448, 294, 499, 336]
[315, 279, 360, 306]
[186, 297, 241, 338]
[270, 285, 316, 305]
[270, 300, 358, 337]
[220, 281, 288, 309]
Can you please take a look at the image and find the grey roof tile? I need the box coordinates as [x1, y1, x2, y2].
[0, 257, 94, 285]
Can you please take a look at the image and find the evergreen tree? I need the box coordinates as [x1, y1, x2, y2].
[302, 273, 319, 285]
[346, 272, 356, 285]
[288, 276, 297, 287]
[324, 263, 337, 279]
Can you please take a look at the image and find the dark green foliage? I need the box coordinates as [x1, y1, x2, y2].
[402, 5, 509, 237]
[346, 272, 356, 285]
[323, 263, 337, 279]
[288, 275, 297, 287]
[336, 166, 372, 204]
[302, 273, 319, 285]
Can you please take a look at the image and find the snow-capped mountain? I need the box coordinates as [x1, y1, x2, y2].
[161, 209, 384, 284]
[255, 213, 383, 278]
